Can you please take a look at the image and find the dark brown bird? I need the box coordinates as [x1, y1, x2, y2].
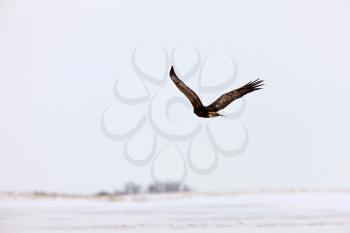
[169, 66, 264, 118]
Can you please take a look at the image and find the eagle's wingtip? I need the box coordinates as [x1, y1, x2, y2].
[170, 66, 174, 75]
[252, 78, 265, 89]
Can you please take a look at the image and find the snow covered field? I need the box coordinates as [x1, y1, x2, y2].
[1, 192, 350, 233]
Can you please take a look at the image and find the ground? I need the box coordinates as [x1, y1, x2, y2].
[1, 191, 350, 233]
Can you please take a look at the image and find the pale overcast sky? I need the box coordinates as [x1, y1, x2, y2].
[0, 0, 350, 193]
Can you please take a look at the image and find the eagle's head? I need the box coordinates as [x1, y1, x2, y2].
[208, 112, 222, 118]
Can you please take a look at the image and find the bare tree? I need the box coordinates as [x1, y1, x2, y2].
[123, 182, 141, 194]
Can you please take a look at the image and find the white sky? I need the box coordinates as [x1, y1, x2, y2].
[0, 0, 350, 193]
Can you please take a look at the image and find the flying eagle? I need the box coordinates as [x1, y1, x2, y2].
[169, 66, 264, 118]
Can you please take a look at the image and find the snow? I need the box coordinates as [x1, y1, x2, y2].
[1, 192, 350, 232]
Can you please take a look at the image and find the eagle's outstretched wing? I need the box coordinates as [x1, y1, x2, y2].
[169, 66, 204, 110]
[207, 79, 264, 112]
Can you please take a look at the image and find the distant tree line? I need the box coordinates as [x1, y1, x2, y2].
[95, 181, 192, 196]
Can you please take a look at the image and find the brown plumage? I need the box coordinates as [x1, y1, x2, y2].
[169, 66, 264, 118]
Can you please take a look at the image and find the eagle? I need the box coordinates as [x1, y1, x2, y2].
[169, 66, 264, 118]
